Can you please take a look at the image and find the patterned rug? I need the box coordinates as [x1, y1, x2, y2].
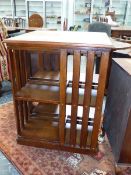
[0, 103, 116, 175]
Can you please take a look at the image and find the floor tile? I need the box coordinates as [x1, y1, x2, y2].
[0, 151, 20, 175]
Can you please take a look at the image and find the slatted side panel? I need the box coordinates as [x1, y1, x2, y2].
[80, 51, 95, 148]
[13, 50, 22, 90]
[91, 51, 110, 150]
[12, 50, 24, 131]
[20, 50, 29, 124]
[59, 49, 67, 145]
[14, 50, 30, 130]
[8, 49, 21, 135]
[70, 50, 81, 146]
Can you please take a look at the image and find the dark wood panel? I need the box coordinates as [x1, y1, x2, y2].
[104, 58, 131, 163]
[119, 109, 131, 163]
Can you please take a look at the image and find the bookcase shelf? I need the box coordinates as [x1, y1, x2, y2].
[16, 83, 60, 104]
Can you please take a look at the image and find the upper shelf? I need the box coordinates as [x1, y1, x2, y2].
[16, 83, 60, 103]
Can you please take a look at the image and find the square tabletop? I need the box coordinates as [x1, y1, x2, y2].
[4, 30, 113, 49]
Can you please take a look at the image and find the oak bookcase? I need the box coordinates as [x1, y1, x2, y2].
[5, 30, 112, 154]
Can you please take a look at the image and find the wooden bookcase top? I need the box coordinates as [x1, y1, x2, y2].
[4, 30, 113, 49]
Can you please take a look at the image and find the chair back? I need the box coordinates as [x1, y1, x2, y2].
[2, 17, 15, 27]
[29, 14, 43, 27]
[15, 17, 26, 28]
[106, 11, 116, 21]
[0, 32, 10, 81]
[88, 22, 111, 36]
[98, 16, 108, 23]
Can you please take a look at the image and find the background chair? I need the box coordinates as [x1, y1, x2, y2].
[0, 32, 10, 95]
[2, 17, 15, 27]
[88, 22, 111, 36]
[29, 14, 44, 28]
[15, 17, 26, 28]
[0, 19, 10, 88]
[88, 22, 111, 74]
[105, 11, 116, 21]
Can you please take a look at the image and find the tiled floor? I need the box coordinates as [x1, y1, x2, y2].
[0, 151, 20, 175]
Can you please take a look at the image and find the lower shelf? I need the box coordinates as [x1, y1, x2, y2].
[17, 103, 95, 152]
[21, 114, 60, 142]
[17, 136, 95, 154]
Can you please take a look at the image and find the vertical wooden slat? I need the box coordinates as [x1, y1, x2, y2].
[15, 50, 25, 128]
[19, 50, 27, 85]
[80, 51, 95, 148]
[8, 49, 16, 100]
[15, 100, 21, 135]
[23, 51, 32, 122]
[25, 51, 32, 78]
[91, 51, 109, 150]
[19, 50, 25, 86]
[13, 50, 21, 90]
[59, 49, 67, 145]
[70, 50, 81, 146]
[23, 51, 28, 82]
[105, 50, 112, 89]
[19, 50, 29, 124]
[38, 52, 43, 71]
[23, 101, 29, 123]
[18, 101, 24, 129]
[8, 49, 21, 135]
[28, 101, 33, 115]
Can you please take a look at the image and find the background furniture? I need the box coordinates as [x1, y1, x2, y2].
[2, 17, 26, 28]
[111, 26, 131, 37]
[2, 17, 15, 27]
[0, 32, 10, 94]
[104, 58, 131, 164]
[26, 0, 65, 30]
[111, 26, 131, 44]
[29, 13, 43, 27]
[88, 22, 111, 36]
[73, 0, 92, 29]
[105, 11, 116, 21]
[0, 0, 131, 31]
[5, 31, 112, 154]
